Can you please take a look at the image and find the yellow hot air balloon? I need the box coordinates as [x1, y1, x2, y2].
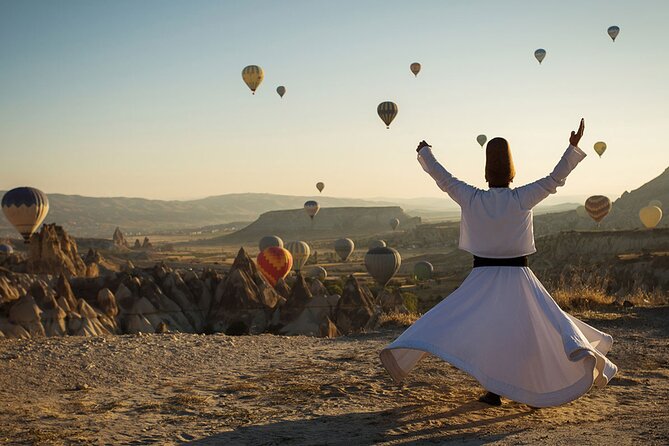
[242, 65, 264, 94]
[594, 141, 607, 157]
[534, 49, 546, 64]
[410, 62, 421, 77]
[285, 241, 311, 272]
[276, 86, 286, 98]
[377, 101, 398, 129]
[639, 206, 662, 229]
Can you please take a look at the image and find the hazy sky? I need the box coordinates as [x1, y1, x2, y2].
[1, 0, 667, 203]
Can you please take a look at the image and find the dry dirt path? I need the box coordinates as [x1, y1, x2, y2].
[1, 306, 668, 445]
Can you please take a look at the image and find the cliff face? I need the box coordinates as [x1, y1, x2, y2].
[213, 207, 421, 244]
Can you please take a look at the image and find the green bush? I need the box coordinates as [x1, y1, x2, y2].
[402, 292, 419, 313]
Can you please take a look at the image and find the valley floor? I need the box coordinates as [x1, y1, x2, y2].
[1, 306, 668, 445]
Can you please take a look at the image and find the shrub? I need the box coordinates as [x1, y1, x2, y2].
[401, 292, 419, 313]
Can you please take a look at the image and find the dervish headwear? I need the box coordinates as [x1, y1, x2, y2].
[485, 137, 515, 187]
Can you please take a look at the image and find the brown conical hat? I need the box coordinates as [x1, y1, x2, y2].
[485, 137, 515, 187]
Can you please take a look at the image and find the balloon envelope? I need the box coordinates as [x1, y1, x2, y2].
[242, 65, 264, 94]
[414, 261, 433, 281]
[276, 85, 286, 97]
[0, 243, 13, 255]
[368, 240, 387, 250]
[594, 141, 607, 157]
[285, 241, 311, 271]
[257, 247, 292, 287]
[2, 187, 49, 243]
[389, 218, 400, 230]
[309, 266, 327, 281]
[316, 182, 325, 193]
[476, 135, 487, 147]
[377, 101, 398, 129]
[639, 206, 662, 229]
[365, 247, 401, 287]
[304, 201, 320, 220]
[334, 238, 355, 262]
[410, 62, 421, 76]
[534, 49, 546, 64]
[607, 26, 620, 41]
[649, 200, 663, 209]
[585, 196, 612, 223]
[259, 235, 284, 252]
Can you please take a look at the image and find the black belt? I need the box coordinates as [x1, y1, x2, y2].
[473, 255, 528, 268]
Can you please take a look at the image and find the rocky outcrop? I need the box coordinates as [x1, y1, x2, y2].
[142, 237, 153, 250]
[377, 288, 408, 314]
[333, 275, 377, 335]
[27, 224, 87, 276]
[112, 227, 128, 250]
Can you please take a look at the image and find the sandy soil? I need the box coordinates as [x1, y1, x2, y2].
[1, 306, 668, 446]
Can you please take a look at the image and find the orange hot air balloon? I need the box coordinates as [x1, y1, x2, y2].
[257, 246, 293, 287]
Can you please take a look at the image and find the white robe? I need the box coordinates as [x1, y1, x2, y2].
[380, 145, 618, 407]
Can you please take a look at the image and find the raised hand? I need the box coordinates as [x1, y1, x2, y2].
[569, 118, 585, 147]
[416, 140, 432, 153]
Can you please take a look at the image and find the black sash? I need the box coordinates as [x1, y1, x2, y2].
[473, 255, 528, 268]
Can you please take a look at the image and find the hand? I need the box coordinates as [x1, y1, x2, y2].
[569, 118, 585, 147]
[416, 140, 431, 152]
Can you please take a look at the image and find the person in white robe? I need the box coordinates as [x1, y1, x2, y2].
[379, 119, 618, 407]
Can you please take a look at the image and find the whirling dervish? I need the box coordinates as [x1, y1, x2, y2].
[380, 119, 618, 408]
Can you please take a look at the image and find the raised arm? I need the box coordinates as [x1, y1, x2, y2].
[516, 119, 587, 210]
[416, 140, 477, 206]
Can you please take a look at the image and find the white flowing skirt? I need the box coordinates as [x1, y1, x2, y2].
[380, 266, 618, 407]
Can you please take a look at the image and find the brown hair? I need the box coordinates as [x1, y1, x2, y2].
[485, 137, 515, 187]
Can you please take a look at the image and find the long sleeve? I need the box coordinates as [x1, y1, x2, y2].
[516, 145, 587, 210]
[417, 146, 478, 206]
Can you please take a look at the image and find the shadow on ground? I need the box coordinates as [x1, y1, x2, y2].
[183, 401, 531, 445]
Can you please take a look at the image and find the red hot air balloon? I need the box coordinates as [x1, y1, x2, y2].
[257, 246, 293, 287]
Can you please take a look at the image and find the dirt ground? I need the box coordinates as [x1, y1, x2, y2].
[1, 306, 668, 446]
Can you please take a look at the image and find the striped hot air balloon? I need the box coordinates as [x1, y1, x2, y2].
[2, 187, 49, 243]
[242, 65, 264, 94]
[365, 247, 401, 287]
[389, 218, 400, 230]
[309, 266, 327, 281]
[304, 200, 320, 220]
[585, 195, 612, 223]
[257, 246, 293, 287]
[377, 101, 398, 129]
[285, 241, 311, 272]
[334, 238, 355, 262]
[368, 240, 386, 250]
[259, 235, 284, 252]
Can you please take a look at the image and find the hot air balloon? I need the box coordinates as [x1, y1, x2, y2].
[316, 182, 325, 193]
[389, 218, 400, 231]
[259, 235, 284, 252]
[594, 141, 607, 157]
[639, 206, 662, 229]
[304, 201, 320, 220]
[649, 200, 663, 209]
[410, 62, 421, 77]
[0, 244, 13, 255]
[576, 205, 588, 218]
[309, 266, 327, 281]
[368, 240, 387, 250]
[242, 65, 264, 94]
[276, 86, 286, 98]
[257, 246, 292, 287]
[413, 261, 433, 281]
[365, 247, 401, 287]
[585, 196, 612, 223]
[477, 135, 487, 148]
[2, 187, 49, 243]
[334, 238, 355, 262]
[285, 241, 311, 272]
[607, 26, 620, 42]
[377, 101, 398, 129]
[534, 49, 546, 64]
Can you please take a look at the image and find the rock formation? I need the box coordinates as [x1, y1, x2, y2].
[27, 224, 87, 276]
[333, 275, 377, 335]
[112, 227, 128, 250]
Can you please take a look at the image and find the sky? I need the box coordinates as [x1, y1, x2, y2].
[0, 0, 667, 203]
